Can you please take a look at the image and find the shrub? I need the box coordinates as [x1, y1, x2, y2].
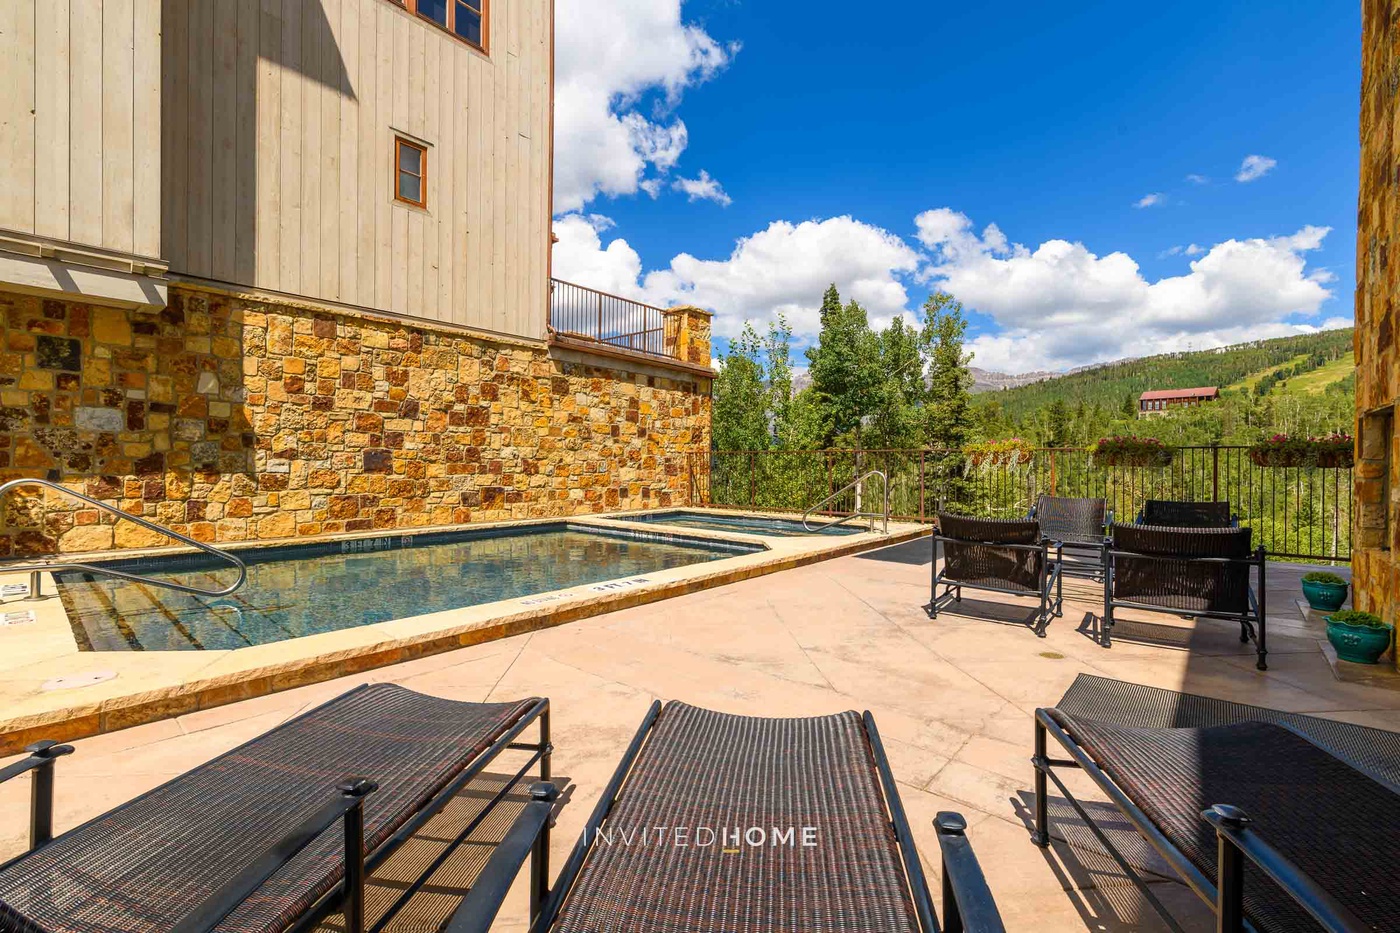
[1302, 571, 1347, 585]
[964, 438, 1036, 470]
[1091, 436, 1173, 468]
[1328, 610, 1388, 628]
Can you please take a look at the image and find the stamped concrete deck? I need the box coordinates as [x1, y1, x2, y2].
[0, 539, 1392, 932]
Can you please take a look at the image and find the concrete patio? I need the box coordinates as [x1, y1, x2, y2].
[1, 537, 1393, 931]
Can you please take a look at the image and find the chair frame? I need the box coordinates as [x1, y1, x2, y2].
[0, 688, 553, 933]
[1030, 677, 1385, 933]
[1029, 495, 1112, 582]
[457, 702, 1005, 933]
[1101, 537, 1268, 670]
[1135, 499, 1239, 528]
[929, 528, 1064, 637]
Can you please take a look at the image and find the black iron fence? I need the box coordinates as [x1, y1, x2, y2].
[689, 447, 1352, 562]
[549, 279, 679, 360]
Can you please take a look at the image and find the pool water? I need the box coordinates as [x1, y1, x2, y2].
[56, 524, 759, 651]
[606, 510, 866, 537]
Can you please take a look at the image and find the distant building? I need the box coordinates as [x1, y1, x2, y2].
[1138, 387, 1220, 417]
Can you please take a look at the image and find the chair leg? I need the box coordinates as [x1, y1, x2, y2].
[1031, 718, 1050, 847]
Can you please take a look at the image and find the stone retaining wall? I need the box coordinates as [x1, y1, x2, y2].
[0, 285, 711, 555]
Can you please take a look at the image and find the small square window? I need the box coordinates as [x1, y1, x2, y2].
[395, 138, 427, 208]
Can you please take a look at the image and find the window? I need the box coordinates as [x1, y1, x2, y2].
[393, 0, 487, 50]
[395, 138, 427, 208]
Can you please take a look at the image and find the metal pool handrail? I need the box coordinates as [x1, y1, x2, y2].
[0, 478, 248, 599]
[803, 470, 890, 534]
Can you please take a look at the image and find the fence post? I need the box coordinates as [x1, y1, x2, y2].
[1212, 446, 1220, 503]
[597, 291, 604, 337]
[1049, 450, 1058, 497]
[920, 450, 926, 523]
[749, 452, 756, 507]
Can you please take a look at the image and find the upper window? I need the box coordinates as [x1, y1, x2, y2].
[394, 0, 487, 50]
[395, 138, 427, 208]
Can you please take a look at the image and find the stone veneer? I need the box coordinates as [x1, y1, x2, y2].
[0, 285, 711, 555]
[1355, 0, 1400, 657]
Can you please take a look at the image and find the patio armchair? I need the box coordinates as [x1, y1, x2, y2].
[1103, 523, 1267, 669]
[1029, 495, 1111, 580]
[1136, 499, 1237, 527]
[1032, 673, 1400, 932]
[0, 684, 552, 933]
[929, 513, 1063, 636]
[451, 701, 1004, 933]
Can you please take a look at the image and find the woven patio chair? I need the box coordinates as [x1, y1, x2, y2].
[1137, 499, 1237, 528]
[1029, 495, 1111, 580]
[446, 701, 1004, 933]
[0, 684, 552, 933]
[1104, 523, 1267, 669]
[1032, 674, 1400, 932]
[928, 513, 1062, 636]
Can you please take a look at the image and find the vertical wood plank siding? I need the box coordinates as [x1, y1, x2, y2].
[160, 0, 552, 340]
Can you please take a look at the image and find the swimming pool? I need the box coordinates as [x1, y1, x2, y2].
[605, 510, 867, 537]
[55, 524, 761, 651]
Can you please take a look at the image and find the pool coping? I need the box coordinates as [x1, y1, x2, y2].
[0, 511, 930, 754]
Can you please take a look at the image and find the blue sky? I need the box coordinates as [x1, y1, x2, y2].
[550, 1, 1359, 374]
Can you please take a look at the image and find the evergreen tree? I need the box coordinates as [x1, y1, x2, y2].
[922, 291, 974, 509]
[866, 314, 931, 449]
[765, 314, 798, 448]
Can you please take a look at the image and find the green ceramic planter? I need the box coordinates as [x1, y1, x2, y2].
[1301, 578, 1348, 612]
[1325, 617, 1394, 665]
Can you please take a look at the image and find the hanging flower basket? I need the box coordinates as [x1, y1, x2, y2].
[963, 439, 1036, 470]
[1248, 433, 1354, 469]
[1091, 436, 1173, 468]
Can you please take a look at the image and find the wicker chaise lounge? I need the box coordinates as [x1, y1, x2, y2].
[0, 684, 551, 933]
[448, 701, 1005, 933]
[1032, 674, 1400, 932]
[930, 513, 1063, 636]
[1029, 495, 1111, 580]
[1103, 523, 1267, 669]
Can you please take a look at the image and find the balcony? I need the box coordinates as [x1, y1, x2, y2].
[547, 278, 687, 366]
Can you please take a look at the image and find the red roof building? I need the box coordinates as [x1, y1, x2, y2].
[1138, 387, 1219, 416]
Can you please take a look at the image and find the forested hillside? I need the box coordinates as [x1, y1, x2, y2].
[974, 328, 1355, 447]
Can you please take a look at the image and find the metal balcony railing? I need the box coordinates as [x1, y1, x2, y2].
[548, 279, 680, 361]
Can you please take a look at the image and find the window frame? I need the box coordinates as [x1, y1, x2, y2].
[391, 0, 489, 53]
[394, 137, 428, 209]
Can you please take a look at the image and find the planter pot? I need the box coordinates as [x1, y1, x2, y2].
[1248, 449, 1355, 469]
[1301, 579, 1349, 612]
[1325, 618, 1394, 665]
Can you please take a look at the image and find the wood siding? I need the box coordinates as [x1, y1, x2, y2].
[0, 0, 163, 259]
[162, 0, 552, 340]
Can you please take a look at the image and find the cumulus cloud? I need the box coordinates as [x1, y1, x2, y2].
[552, 213, 921, 340]
[553, 0, 737, 213]
[672, 170, 733, 206]
[1235, 154, 1278, 183]
[916, 209, 1337, 373]
[1186, 173, 1209, 184]
[1134, 193, 1165, 208]
[1161, 243, 1206, 258]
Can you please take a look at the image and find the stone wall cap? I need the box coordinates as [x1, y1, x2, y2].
[665, 304, 714, 318]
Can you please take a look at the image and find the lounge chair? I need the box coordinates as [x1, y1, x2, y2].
[1029, 495, 1111, 580]
[449, 701, 1006, 933]
[1137, 499, 1236, 527]
[0, 684, 551, 933]
[1103, 523, 1267, 669]
[1032, 673, 1400, 932]
[929, 513, 1062, 636]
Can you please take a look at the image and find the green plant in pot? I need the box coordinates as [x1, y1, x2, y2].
[1325, 610, 1394, 665]
[1300, 571, 1349, 612]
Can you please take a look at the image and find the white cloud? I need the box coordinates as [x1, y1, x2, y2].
[672, 170, 733, 206]
[553, 0, 737, 213]
[1134, 193, 1165, 209]
[1186, 173, 1209, 184]
[552, 213, 921, 341]
[1161, 243, 1206, 258]
[916, 209, 1338, 373]
[1235, 154, 1278, 183]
